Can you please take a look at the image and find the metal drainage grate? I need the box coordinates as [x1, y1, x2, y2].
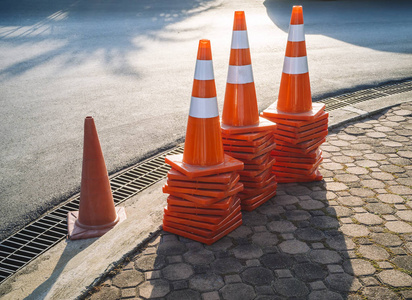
[318, 80, 412, 111]
[0, 145, 184, 284]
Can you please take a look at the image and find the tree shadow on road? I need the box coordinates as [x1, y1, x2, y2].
[0, 0, 219, 81]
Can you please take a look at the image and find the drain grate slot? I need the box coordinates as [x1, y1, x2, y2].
[0, 145, 183, 284]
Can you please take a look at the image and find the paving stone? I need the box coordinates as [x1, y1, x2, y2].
[211, 258, 243, 275]
[311, 216, 340, 229]
[274, 195, 299, 206]
[201, 291, 220, 300]
[331, 155, 355, 163]
[326, 182, 348, 191]
[257, 204, 284, 217]
[260, 253, 295, 269]
[380, 164, 405, 173]
[138, 279, 170, 299]
[401, 290, 412, 300]
[358, 245, 390, 260]
[245, 259, 260, 267]
[367, 131, 387, 138]
[162, 263, 193, 281]
[361, 179, 386, 189]
[157, 240, 187, 256]
[284, 210, 312, 222]
[345, 126, 365, 135]
[385, 221, 412, 233]
[383, 215, 398, 221]
[224, 274, 242, 284]
[232, 244, 263, 259]
[343, 259, 376, 276]
[309, 280, 327, 290]
[389, 185, 412, 195]
[281, 233, 294, 240]
[337, 196, 364, 206]
[251, 231, 278, 247]
[327, 264, 344, 273]
[378, 194, 406, 204]
[221, 283, 255, 300]
[309, 249, 342, 264]
[167, 255, 183, 264]
[361, 276, 380, 286]
[272, 278, 309, 297]
[183, 249, 215, 265]
[325, 235, 356, 250]
[308, 290, 343, 300]
[378, 261, 393, 269]
[334, 174, 359, 183]
[371, 233, 403, 247]
[267, 220, 296, 233]
[349, 188, 375, 197]
[121, 287, 137, 298]
[312, 242, 324, 249]
[354, 213, 384, 225]
[90, 286, 120, 300]
[189, 273, 224, 292]
[255, 285, 275, 295]
[356, 160, 379, 168]
[365, 203, 394, 214]
[275, 269, 292, 278]
[326, 206, 353, 217]
[204, 237, 233, 251]
[241, 267, 274, 285]
[346, 166, 369, 175]
[279, 240, 309, 254]
[112, 270, 144, 288]
[228, 226, 253, 238]
[340, 224, 369, 237]
[392, 256, 412, 272]
[363, 287, 401, 300]
[378, 269, 412, 287]
[325, 273, 362, 292]
[295, 227, 325, 242]
[166, 289, 201, 300]
[134, 254, 166, 271]
[287, 185, 312, 196]
[371, 172, 395, 180]
[311, 190, 337, 200]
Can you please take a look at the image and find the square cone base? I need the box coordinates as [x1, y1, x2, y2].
[221, 117, 276, 134]
[221, 124, 277, 212]
[67, 207, 127, 240]
[261, 105, 329, 184]
[163, 152, 244, 245]
[261, 102, 326, 121]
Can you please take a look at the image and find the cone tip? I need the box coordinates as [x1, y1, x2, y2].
[291, 6, 304, 25]
[233, 11, 247, 30]
[197, 39, 212, 60]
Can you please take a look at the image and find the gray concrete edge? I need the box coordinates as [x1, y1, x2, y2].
[0, 91, 411, 300]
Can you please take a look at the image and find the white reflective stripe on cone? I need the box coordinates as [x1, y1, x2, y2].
[227, 65, 254, 84]
[189, 97, 219, 118]
[282, 56, 308, 75]
[231, 30, 249, 49]
[194, 60, 214, 80]
[288, 24, 305, 42]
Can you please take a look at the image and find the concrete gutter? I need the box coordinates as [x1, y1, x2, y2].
[0, 91, 411, 300]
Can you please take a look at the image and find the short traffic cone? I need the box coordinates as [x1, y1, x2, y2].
[220, 12, 277, 211]
[67, 116, 126, 240]
[261, 6, 328, 183]
[163, 40, 244, 245]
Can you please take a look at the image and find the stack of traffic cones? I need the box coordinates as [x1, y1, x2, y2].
[261, 6, 328, 183]
[220, 11, 277, 212]
[67, 117, 126, 240]
[162, 40, 244, 245]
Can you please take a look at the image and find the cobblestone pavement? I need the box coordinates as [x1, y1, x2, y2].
[85, 102, 412, 300]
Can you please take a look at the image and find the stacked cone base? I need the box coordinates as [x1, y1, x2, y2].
[261, 106, 328, 183]
[163, 156, 244, 245]
[221, 117, 277, 211]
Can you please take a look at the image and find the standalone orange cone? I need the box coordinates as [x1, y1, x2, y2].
[67, 116, 126, 240]
[163, 40, 244, 245]
[220, 12, 277, 211]
[261, 5, 325, 121]
[261, 6, 328, 183]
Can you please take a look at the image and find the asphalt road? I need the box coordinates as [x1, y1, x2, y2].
[0, 0, 411, 240]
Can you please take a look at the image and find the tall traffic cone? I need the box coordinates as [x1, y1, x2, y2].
[261, 6, 328, 183]
[220, 11, 277, 212]
[261, 5, 325, 120]
[67, 116, 126, 240]
[163, 40, 244, 245]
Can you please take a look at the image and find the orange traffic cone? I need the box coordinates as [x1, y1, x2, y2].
[261, 5, 325, 121]
[166, 39, 244, 178]
[219, 11, 277, 211]
[67, 116, 126, 240]
[163, 40, 244, 245]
